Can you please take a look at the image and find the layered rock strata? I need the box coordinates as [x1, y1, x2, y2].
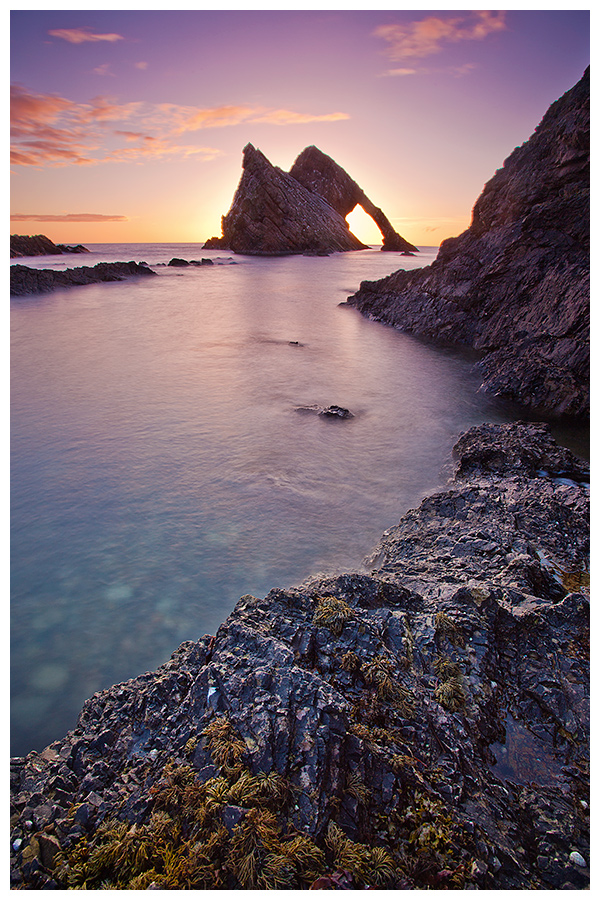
[10, 234, 89, 258]
[347, 69, 590, 419]
[204, 144, 417, 255]
[10, 422, 589, 890]
[10, 261, 156, 296]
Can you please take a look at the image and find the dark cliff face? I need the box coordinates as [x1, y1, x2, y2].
[204, 144, 417, 255]
[347, 68, 590, 419]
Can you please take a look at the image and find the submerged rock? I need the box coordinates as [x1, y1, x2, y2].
[10, 422, 589, 890]
[347, 68, 589, 419]
[203, 143, 417, 256]
[10, 261, 156, 296]
[294, 403, 354, 419]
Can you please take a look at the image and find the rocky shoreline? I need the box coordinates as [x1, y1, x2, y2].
[10, 234, 89, 258]
[10, 421, 589, 890]
[10, 261, 156, 296]
[346, 69, 589, 420]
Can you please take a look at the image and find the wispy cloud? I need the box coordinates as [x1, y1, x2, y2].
[159, 103, 349, 134]
[374, 11, 507, 74]
[385, 62, 477, 78]
[11, 213, 128, 223]
[48, 27, 124, 44]
[93, 63, 115, 77]
[11, 83, 350, 168]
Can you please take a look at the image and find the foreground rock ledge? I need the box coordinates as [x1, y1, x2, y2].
[10, 422, 589, 890]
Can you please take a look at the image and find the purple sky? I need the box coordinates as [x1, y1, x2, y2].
[10, 8, 590, 246]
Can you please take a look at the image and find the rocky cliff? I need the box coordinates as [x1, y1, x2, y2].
[10, 422, 589, 890]
[10, 234, 89, 258]
[204, 144, 417, 255]
[347, 69, 589, 419]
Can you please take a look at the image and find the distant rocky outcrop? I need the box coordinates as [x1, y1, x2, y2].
[10, 234, 89, 258]
[167, 257, 214, 267]
[10, 261, 156, 296]
[347, 68, 589, 419]
[10, 422, 589, 890]
[204, 144, 417, 256]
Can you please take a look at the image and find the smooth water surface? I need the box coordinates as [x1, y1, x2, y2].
[10, 244, 587, 755]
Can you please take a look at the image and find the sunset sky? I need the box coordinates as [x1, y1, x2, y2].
[10, 7, 590, 247]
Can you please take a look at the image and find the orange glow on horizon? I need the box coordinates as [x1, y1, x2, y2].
[10, 11, 589, 254]
[9, 212, 466, 249]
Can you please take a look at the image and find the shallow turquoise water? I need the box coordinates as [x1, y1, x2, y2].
[10, 244, 588, 755]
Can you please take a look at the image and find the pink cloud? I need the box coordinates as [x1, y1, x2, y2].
[11, 83, 349, 169]
[374, 11, 507, 62]
[48, 28, 124, 44]
[11, 213, 128, 223]
[167, 103, 350, 133]
[93, 64, 115, 77]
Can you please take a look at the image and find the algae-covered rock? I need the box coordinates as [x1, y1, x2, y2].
[10, 422, 589, 889]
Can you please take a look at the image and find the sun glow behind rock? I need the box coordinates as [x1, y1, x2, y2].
[9, 10, 590, 245]
[345, 206, 383, 246]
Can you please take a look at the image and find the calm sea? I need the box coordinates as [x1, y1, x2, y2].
[10, 244, 588, 756]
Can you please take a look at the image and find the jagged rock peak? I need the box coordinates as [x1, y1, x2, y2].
[204, 145, 417, 255]
[241, 142, 271, 170]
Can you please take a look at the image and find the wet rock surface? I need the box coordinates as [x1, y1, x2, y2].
[167, 257, 214, 267]
[10, 261, 156, 296]
[10, 234, 90, 258]
[295, 404, 355, 419]
[10, 422, 589, 889]
[203, 144, 417, 256]
[346, 69, 589, 419]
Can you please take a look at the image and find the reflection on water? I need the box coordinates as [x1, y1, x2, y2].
[10, 245, 588, 755]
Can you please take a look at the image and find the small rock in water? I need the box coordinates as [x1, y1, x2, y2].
[319, 405, 354, 419]
[569, 850, 587, 867]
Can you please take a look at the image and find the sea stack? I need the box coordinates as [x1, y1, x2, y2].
[347, 68, 590, 419]
[204, 144, 417, 256]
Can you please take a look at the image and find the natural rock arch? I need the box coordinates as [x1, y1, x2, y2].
[204, 144, 417, 255]
[289, 145, 416, 252]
